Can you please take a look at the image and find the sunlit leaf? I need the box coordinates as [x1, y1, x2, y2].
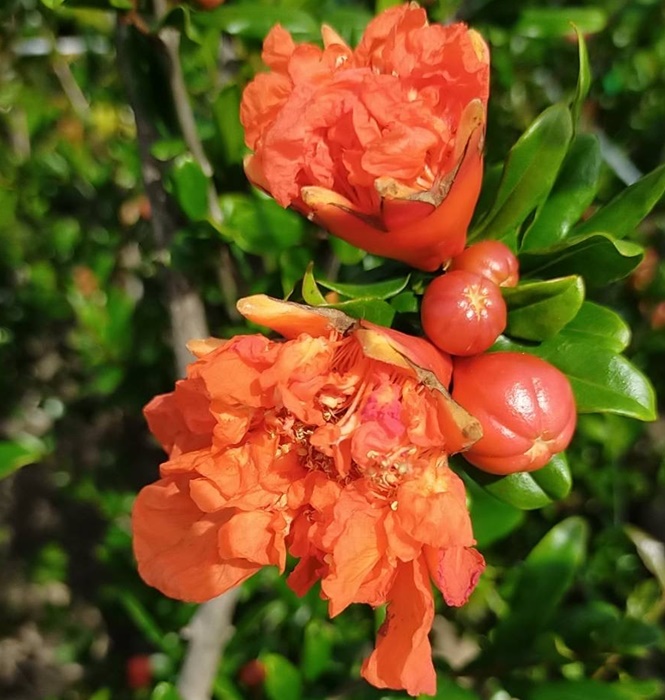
[503, 275, 585, 341]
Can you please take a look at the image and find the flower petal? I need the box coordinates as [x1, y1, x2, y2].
[425, 544, 485, 607]
[237, 294, 355, 339]
[132, 478, 258, 602]
[361, 557, 436, 697]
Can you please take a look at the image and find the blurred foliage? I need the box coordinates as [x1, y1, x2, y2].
[1, 0, 664, 699]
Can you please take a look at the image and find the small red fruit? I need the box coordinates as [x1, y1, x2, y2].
[126, 654, 152, 689]
[449, 240, 519, 287]
[421, 270, 507, 356]
[452, 352, 576, 475]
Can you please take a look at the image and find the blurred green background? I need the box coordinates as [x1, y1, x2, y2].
[1, 0, 664, 698]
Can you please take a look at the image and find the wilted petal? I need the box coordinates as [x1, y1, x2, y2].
[424, 544, 485, 607]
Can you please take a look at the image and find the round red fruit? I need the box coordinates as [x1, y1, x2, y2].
[452, 352, 576, 475]
[421, 270, 507, 356]
[449, 241, 519, 287]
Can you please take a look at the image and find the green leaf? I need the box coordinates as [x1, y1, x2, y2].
[489, 517, 588, 654]
[198, 4, 319, 41]
[116, 591, 182, 657]
[301, 263, 326, 306]
[302, 619, 335, 682]
[531, 452, 573, 500]
[329, 236, 366, 266]
[504, 276, 585, 341]
[626, 526, 665, 592]
[572, 27, 591, 125]
[434, 677, 482, 699]
[571, 164, 665, 240]
[319, 7, 374, 44]
[317, 275, 410, 300]
[520, 233, 644, 288]
[465, 475, 525, 547]
[151, 683, 182, 700]
[262, 653, 302, 700]
[169, 155, 209, 221]
[390, 291, 419, 313]
[471, 104, 573, 242]
[327, 298, 395, 327]
[527, 679, 664, 700]
[521, 134, 601, 251]
[563, 301, 631, 353]
[218, 193, 304, 255]
[464, 453, 572, 511]
[212, 84, 245, 166]
[516, 8, 607, 38]
[0, 440, 44, 480]
[536, 336, 656, 421]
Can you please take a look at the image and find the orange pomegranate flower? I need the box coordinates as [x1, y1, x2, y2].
[133, 295, 485, 696]
[240, 3, 489, 271]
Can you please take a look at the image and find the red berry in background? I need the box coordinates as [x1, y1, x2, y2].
[452, 352, 576, 475]
[194, 0, 224, 9]
[421, 270, 507, 356]
[238, 659, 266, 688]
[126, 654, 152, 689]
[449, 240, 519, 288]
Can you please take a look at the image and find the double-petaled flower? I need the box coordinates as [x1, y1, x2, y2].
[133, 295, 485, 696]
[240, 3, 490, 270]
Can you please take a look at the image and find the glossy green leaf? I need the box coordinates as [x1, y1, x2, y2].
[563, 301, 631, 353]
[0, 440, 44, 480]
[198, 4, 319, 41]
[302, 619, 335, 681]
[521, 233, 644, 288]
[464, 475, 525, 547]
[504, 276, 585, 341]
[316, 275, 410, 300]
[516, 8, 607, 38]
[572, 163, 665, 240]
[490, 517, 588, 654]
[536, 336, 656, 420]
[572, 27, 591, 125]
[521, 134, 601, 251]
[464, 453, 572, 511]
[301, 263, 326, 306]
[327, 298, 395, 327]
[531, 452, 573, 500]
[169, 155, 208, 221]
[262, 653, 302, 700]
[471, 104, 573, 241]
[528, 679, 664, 700]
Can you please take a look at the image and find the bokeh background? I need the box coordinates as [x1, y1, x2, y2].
[1, 0, 664, 698]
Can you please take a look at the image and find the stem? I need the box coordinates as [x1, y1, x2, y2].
[116, 16, 240, 700]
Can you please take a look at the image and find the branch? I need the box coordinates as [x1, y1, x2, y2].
[116, 17, 240, 700]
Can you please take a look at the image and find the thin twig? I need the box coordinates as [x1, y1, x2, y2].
[116, 14, 241, 700]
[153, 0, 240, 321]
